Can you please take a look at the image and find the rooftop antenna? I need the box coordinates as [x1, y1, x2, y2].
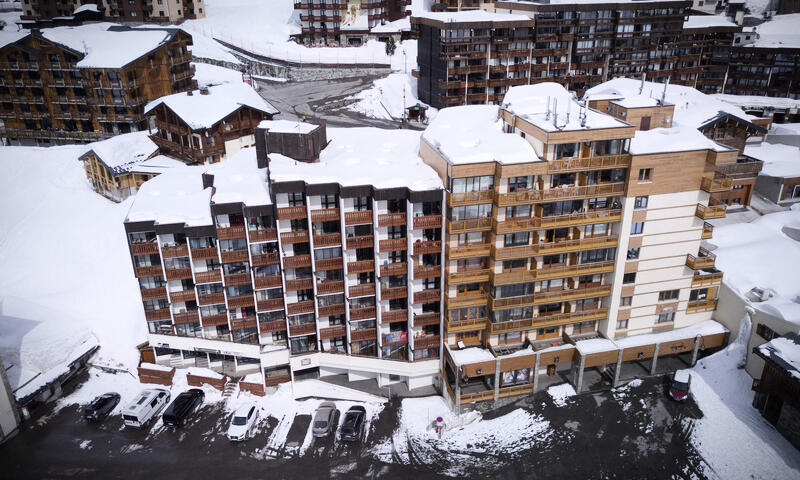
[660, 76, 670, 106]
[639, 72, 646, 95]
[545, 96, 551, 120]
[580, 100, 587, 128]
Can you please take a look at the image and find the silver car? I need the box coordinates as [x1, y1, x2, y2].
[312, 401, 337, 437]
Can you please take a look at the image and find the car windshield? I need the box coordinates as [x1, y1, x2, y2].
[314, 420, 328, 428]
[672, 380, 690, 391]
[232, 416, 247, 426]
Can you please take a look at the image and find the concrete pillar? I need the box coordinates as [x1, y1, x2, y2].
[574, 354, 586, 393]
[650, 343, 661, 375]
[612, 348, 624, 388]
[493, 358, 501, 403]
[454, 365, 462, 413]
[532, 354, 541, 393]
[690, 335, 702, 366]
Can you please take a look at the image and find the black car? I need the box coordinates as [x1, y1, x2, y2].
[338, 406, 366, 442]
[162, 388, 205, 427]
[83, 393, 121, 421]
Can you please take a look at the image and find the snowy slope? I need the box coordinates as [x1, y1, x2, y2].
[0, 145, 147, 390]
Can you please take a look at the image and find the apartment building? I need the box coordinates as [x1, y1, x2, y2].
[20, 0, 205, 24]
[144, 83, 279, 165]
[295, 0, 411, 46]
[0, 25, 195, 145]
[124, 122, 446, 391]
[678, 15, 741, 94]
[418, 82, 730, 407]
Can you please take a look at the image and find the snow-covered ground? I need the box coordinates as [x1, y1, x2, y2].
[192, 62, 246, 88]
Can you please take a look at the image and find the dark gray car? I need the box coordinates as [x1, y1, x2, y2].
[312, 401, 337, 437]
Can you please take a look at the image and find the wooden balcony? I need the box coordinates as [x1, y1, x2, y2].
[522, 209, 623, 231]
[349, 306, 377, 320]
[217, 225, 246, 240]
[194, 269, 222, 284]
[136, 265, 163, 278]
[286, 277, 314, 292]
[230, 317, 257, 331]
[315, 257, 343, 271]
[446, 243, 492, 259]
[414, 289, 441, 304]
[284, 254, 312, 269]
[446, 317, 488, 333]
[257, 297, 284, 312]
[289, 322, 316, 337]
[313, 233, 341, 248]
[310, 208, 340, 222]
[169, 289, 196, 303]
[380, 262, 408, 277]
[277, 206, 307, 220]
[281, 230, 310, 244]
[446, 291, 489, 309]
[379, 237, 407, 252]
[140, 287, 167, 301]
[413, 240, 441, 255]
[686, 248, 716, 270]
[224, 272, 252, 286]
[254, 275, 282, 289]
[317, 280, 344, 295]
[144, 308, 171, 321]
[381, 286, 408, 300]
[259, 319, 287, 333]
[533, 308, 608, 329]
[264, 374, 291, 387]
[692, 272, 723, 287]
[413, 312, 441, 328]
[130, 242, 159, 256]
[350, 328, 377, 343]
[490, 285, 612, 310]
[700, 174, 733, 193]
[448, 268, 492, 285]
[348, 283, 375, 297]
[345, 235, 373, 250]
[248, 228, 278, 243]
[413, 214, 442, 230]
[377, 212, 406, 227]
[489, 318, 533, 334]
[161, 244, 188, 258]
[447, 217, 493, 234]
[227, 294, 255, 309]
[547, 154, 631, 173]
[491, 261, 615, 285]
[287, 300, 315, 316]
[251, 252, 280, 266]
[701, 222, 714, 240]
[198, 292, 224, 306]
[414, 264, 441, 279]
[318, 303, 346, 317]
[381, 309, 408, 324]
[493, 235, 618, 260]
[414, 335, 440, 350]
[347, 259, 375, 274]
[191, 247, 218, 260]
[716, 159, 764, 178]
[220, 249, 249, 263]
[165, 267, 192, 281]
[687, 298, 718, 313]
[695, 202, 727, 220]
[173, 310, 199, 325]
[447, 190, 493, 206]
[320, 324, 347, 340]
[202, 313, 229, 327]
[344, 210, 372, 225]
[495, 183, 625, 207]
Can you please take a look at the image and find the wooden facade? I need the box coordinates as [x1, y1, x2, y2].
[80, 150, 159, 202]
[295, 0, 411, 46]
[21, 0, 205, 23]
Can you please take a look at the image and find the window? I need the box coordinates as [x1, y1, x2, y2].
[637, 168, 652, 182]
[353, 195, 371, 211]
[658, 290, 679, 302]
[756, 324, 777, 341]
[634, 196, 648, 209]
[627, 248, 640, 260]
[689, 288, 708, 301]
[630, 222, 644, 235]
[620, 296, 632, 307]
[617, 318, 629, 329]
[320, 194, 337, 209]
[450, 175, 494, 193]
[656, 312, 675, 324]
[288, 192, 305, 207]
[622, 273, 636, 284]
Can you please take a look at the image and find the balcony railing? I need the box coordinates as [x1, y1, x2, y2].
[136, 265, 163, 278]
[446, 290, 490, 309]
[313, 233, 341, 248]
[381, 309, 408, 324]
[201, 313, 229, 327]
[248, 228, 278, 243]
[692, 272, 723, 287]
[224, 272, 251, 285]
[198, 292, 224, 306]
[448, 268, 491, 285]
[445, 242, 492, 259]
[447, 217, 493, 234]
[284, 254, 312, 269]
[413, 312, 441, 328]
[144, 308, 171, 321]
[381, 286, 408, 300]
[130, 242, 159, 256]
[256, 297, 284, 312]
[350, 328, 377, 342]
[491, 261, 615, 285]
[169, 289, 196, 303]
[496, 209, 622, 234]
[547, 154, 631, 173]
[161, 244, 188, 258]
[686, 247, 716, 270]
[493, 235, 618, 260]
[254, 275, 282, 289]
[320, 324, 347, 340]
[695, 201, 727, 220]
[490, 285, 612, 310]
[445, 317, 488, 333]
[310, 208, 340, 222]
[716, 159, 763, 178]
[377, 212, 406, 227]
[350, 306, 377, 320]
[259, 319, 287, 333]
[413, 240, 441, 255]
[165, 267, 192, 281]
[317, 280, 345, 295]
[700, 174, 733, 193]
[347, 259, 375, 274]
[348, 283, 375, 297]
[217, 225, 246, 240]
[701, 222, 714, 239]
[379, 237, 407, 252]
[344, 210, 372, 225]
[287, 300, 315, 316]
[413, 214, 442, 230]
[346, 235, 373, 250]
[447, 190, 493, 206]
[277, 205, 307, 220]
[141, 287, 168, 301]
[286, 277, 314, 291]
[227, 294, 255, 309]
[220, 249, 249, 263]
[194, 269, 222, 284]
[414, 289, 441, 304]
[281, 230, 310, 244]
[414, 264, 441, 279]
[380, 262, 407, 277]
[190, 247, 218, 260]
[173, 310, 199, 324]
[318, 303, 346, 317]
[315, 257, 343, 271]
[251, 252, 280, 266]
[687, 298, 718, 313]
[289, 322, 316, 337]
[495, 183, 625, 207]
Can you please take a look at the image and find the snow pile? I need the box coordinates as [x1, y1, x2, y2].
[547, 383, 576, 407]
[139, 362, 173, 372]
[448, 346, 496, 366]
[712, 94, 800, 111]
[0, 146, 147, 397]
[291, 379, 387, 404]
[188, 367, 225, 379]
[629, 125, 733, 155]
[756, 335, 800, 379]
[204, 148, 270, 207]
[192, 62, 246, 88]
[750, 14, 800, 49]
[348, 72, 431, 121]
[241, 372, 263, 384]
[683, 15, 739, 29]
[744, 142, 800, 178]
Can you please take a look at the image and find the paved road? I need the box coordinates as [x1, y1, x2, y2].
[0, 371, 710, 479]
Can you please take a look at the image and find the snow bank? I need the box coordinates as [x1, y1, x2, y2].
[448, 347, 495, 366]
[188, 367, 225, 379]
[291, 379, 387, 404]
[241, 372, 263, 384]
[348, 72, 431, 121]
[744, 142, 800, 178]
[192, 62, 245, 88]
[751, 14, 800, 49]
[139, 362, 173, 372]
[547, 383, 576, 407]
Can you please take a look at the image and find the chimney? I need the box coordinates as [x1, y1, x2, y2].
[200, 87, 210, 95]
[660, 77, 670, 106]
[639, 72, 646, 95]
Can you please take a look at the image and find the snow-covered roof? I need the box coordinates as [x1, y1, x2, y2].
[771, 123, 800, 136]
[749, 14, 800, 49]
[712, 94, 800, 111]
[422, 104, 539, 165]
[129, 155, 187, 174]
[754, 299, 800, 324]
[74, 3, 99, 14]
[614, 321, 728, 348]
[449, 346, 496, 366]
[205, 148, 270, 206]
[258, 119, 319, 134]
[81, 131, 159, 175]
[575, 337, 617, 355]
[585, 78, 756, 129]
[269, 127, 443, 191]
[683, 15, 739, 29]
[501, 0, 681, 4]
[504, 82, 631, 132]
[39, 24, 176, 69]
[629, 125, 733, 155]
[412, 10, 533, 24]
[341, 12, 369, 31]
[611, 96, 664, 109]
[125, 165, 213, 227]
[371, 17, 411, 33]
[744, 142, 800, 178]
[756, 334, 800, 379]
[144, 82, 279, 130]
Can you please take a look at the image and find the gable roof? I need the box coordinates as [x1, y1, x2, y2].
[697, 112, 768, 135]
[79, 131, 159, 175]
[144, 82, 279, 130]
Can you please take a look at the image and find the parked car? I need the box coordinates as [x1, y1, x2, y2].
[122, 389, 170, 428]
[163, 388, 205, 427]
[312, 401, 337, 437]
[338, 405, 366, 442]
[669, 369, 692, 402]
[227, 403, 258, 441]
[84, 393, 121, 422]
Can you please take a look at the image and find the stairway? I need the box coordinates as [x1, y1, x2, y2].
[223, 380, 239, 399]
[169, 354, 183, 368]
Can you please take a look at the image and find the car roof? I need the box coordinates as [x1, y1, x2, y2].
[233, 403, 256, 416]
[674, 369, 691, 383]
[347, 405, 366, 413]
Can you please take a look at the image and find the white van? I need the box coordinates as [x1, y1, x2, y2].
[122, 388, 171, 428]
